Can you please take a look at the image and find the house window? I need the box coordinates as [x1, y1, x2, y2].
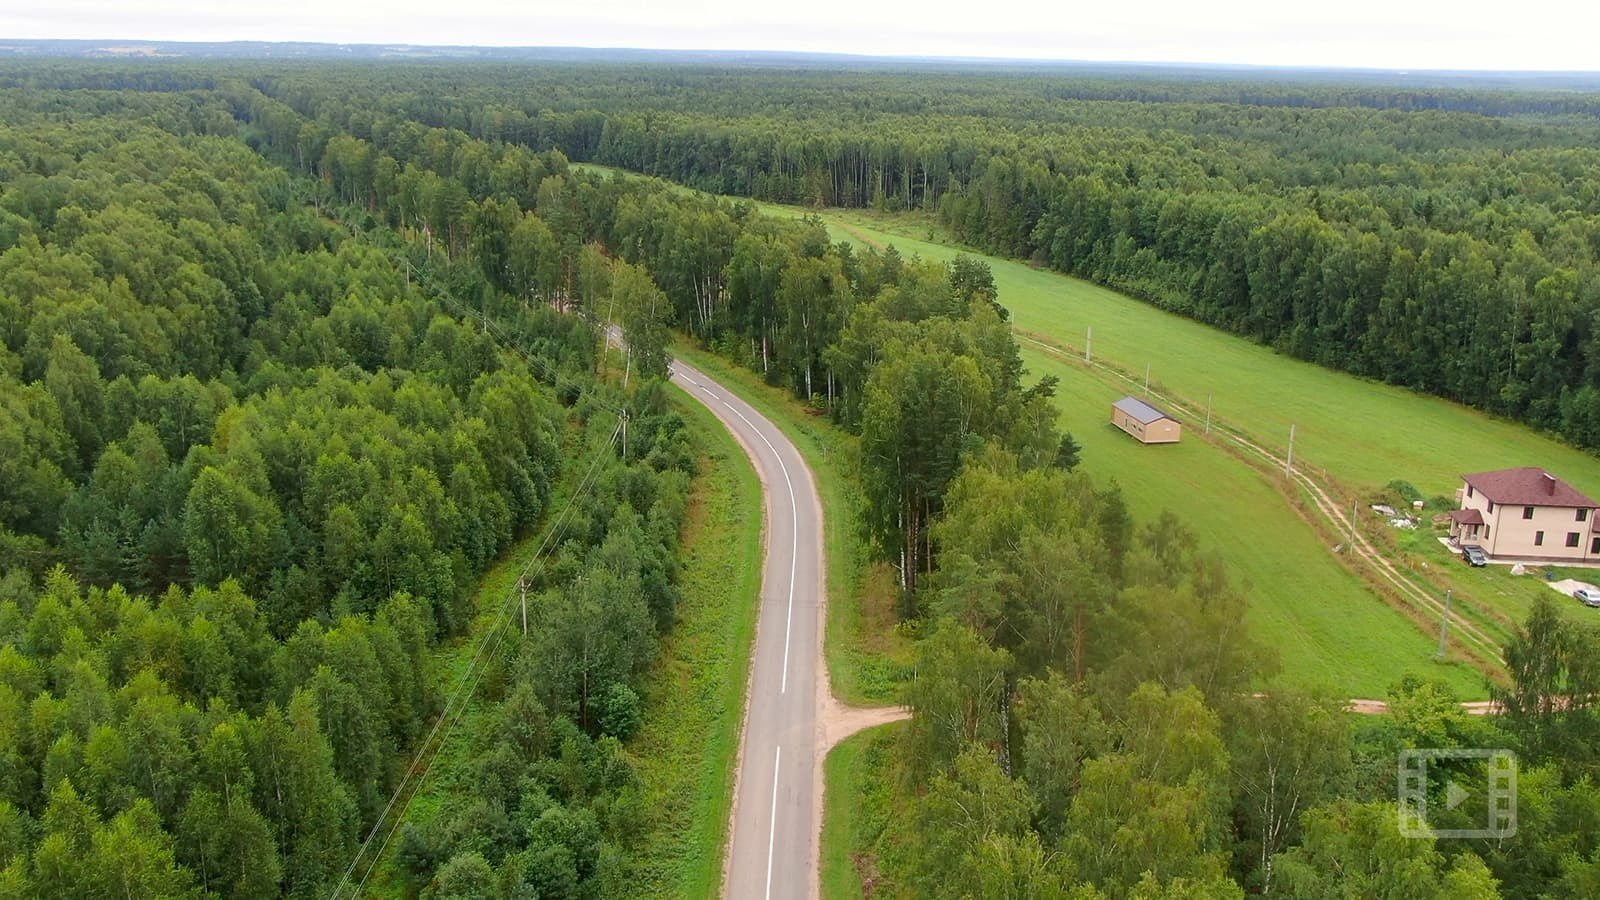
[1579, 509, 1589, 522]
[1487, 500, 1495, 513]
[1592, 536, 1599, 554]
[1568, 532, 1582, 547]
[1523, 506, 1536, 519]
[1535, 530, 1545, 546]
[1485, 526, 1491, 540]
[1467, 485, 1475, 498]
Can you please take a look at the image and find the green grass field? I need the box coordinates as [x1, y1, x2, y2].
[1393, 521, 1600, 634]
[626, 384, 765, 897]
[1037, 344, 1486, 696]
[539, 173, 1600, 501]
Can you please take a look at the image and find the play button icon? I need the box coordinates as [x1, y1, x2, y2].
[1399, 748, 1518, 839]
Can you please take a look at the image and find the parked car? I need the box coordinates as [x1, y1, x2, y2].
[1574, 588, 1600, 608]
[1462, 545, 1488, 567]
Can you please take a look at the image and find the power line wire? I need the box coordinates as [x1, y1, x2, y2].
[330, 414, 622, 900]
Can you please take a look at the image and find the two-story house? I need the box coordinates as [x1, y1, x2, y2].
[1451, 467, 1600, 562]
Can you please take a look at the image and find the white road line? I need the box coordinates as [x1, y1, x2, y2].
[713, 394, 800, 694]
[732, 406, 796, 695]
[781, 583, 793, 695]
[765, 745, 781, 900]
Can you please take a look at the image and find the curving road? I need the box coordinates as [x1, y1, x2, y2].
[667, 357, 825, 900]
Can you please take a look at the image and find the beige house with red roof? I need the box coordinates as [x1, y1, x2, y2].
[1451, 467, 1600, 562]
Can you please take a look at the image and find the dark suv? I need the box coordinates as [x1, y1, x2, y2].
[1462, 545, 1488, 567]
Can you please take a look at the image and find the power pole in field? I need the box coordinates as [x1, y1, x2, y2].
[1085, 326, 1092, 364]
[1204, 395, 1212, 435]
[519, 577, 528, 637]
[1286, 425, 1296, 474]
[1144, 363, 1151, 397]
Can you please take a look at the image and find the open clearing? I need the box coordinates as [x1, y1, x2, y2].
[1030, 343, 1485, 696]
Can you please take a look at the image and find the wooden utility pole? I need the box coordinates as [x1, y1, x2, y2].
[1286, 425, 1296, 474]
[1085, 326, 1092, 363]
[1204, 395, 1212, 435]
[1144, 363, 1151, 396]
[519, 577, 528, 637]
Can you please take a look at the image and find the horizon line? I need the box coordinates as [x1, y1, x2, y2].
[3, 37, 1599, 77]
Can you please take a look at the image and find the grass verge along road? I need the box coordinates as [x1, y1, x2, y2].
[628, 386, 764, 897]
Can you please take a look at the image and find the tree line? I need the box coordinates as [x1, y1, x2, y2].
[224, 59, 1600, 450]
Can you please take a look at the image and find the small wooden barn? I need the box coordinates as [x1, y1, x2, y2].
[1111, 396, 1181, 444]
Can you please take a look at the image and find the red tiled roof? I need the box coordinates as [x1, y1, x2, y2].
[1462, 467, 1597, 509]
[1450, 508, 1485, 525]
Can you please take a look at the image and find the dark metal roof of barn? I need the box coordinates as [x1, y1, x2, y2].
[1113, 396, 1177, 425]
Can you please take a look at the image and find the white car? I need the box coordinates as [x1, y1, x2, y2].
[1574, 588, 1600, 608]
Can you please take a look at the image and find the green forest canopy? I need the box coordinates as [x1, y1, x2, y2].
[186, 59, 1600, 450]
[2, 60, 1600, 899]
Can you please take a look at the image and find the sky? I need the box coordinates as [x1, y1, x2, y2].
[4, 1, 1599, 72]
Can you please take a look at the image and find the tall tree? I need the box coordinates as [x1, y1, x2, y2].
[612, 260, 671, 383]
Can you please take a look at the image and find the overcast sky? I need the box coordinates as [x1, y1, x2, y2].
[4, 1, 1597, 71]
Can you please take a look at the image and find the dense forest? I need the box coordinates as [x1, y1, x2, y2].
[197, 61, 1600, 450]
[2, 60, 1600, 899]
[0, 81, 706, 896]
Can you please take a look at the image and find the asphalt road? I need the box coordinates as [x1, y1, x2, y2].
[668, 358, 824, 900]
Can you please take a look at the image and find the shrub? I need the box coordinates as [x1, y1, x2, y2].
[598, 682, 642, 740]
